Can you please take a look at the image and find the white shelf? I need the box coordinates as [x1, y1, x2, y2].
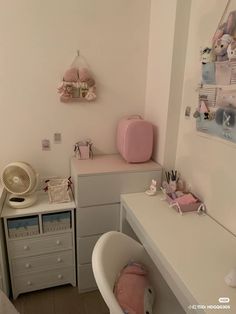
[1, 191, 75, 219]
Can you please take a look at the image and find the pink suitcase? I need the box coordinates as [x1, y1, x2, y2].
[116, 115, 153, 163]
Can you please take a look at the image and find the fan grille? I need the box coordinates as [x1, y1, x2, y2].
[2, 165, 31, 194]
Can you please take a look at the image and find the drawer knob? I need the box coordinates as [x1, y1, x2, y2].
[57, 257, 62, 263]
[25, 263, 31, 269]
[56, 240, 61, 245]
[27, 281, 32, 286]
[23, 245, 29, 250]
[57, 274, 63, 279]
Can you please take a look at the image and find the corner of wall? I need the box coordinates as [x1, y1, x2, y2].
[163, 0, 192, 170]
[144, 0, 191, 169]
[144, 0, 179, 165]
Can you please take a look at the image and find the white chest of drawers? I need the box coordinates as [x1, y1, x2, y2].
[71, 154, 162, 292]
[1, 192, 76, 299]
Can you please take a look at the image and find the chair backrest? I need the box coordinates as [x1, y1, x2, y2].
[0, 290, 19, 314]
[92, 231, 147, 314]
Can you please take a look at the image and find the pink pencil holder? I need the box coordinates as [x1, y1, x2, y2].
[74, 141, 93, 160]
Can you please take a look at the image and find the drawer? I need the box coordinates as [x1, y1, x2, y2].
[8, 233, 73, 258]
[77, 171, 162, 207]
[12, 250, 74, 275]
[77, 235, 100, 264]
[77, 204, 119, 237]
[14, 266, 75, 295]
[78, 264, 97, 292]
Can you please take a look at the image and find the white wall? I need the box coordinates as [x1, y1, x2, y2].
[0, 0, 150, 177]
[175, 0, 236, 235]
[144, 0, 191, 169]
[145, 0, 178, 165]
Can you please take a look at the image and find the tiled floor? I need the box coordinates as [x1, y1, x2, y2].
[12, 285, 109, 314]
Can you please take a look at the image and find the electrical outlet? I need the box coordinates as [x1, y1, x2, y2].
[42, 139, 51, 151]
[54, 133, 62, 143]
[185, 106, 191, 118]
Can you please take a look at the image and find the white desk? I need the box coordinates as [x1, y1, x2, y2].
[120, 192, 236, 314]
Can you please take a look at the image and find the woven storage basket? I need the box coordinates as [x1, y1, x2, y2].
[47, 178, 71, 203]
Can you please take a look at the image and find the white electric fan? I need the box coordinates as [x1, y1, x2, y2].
[1, 162, 39, 209]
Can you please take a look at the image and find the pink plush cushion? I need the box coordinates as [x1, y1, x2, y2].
[114, 263, 152, 314]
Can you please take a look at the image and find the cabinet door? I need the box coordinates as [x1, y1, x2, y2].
[77, 235, 101, 264]
[78, 264, 97, 292]
[77, 171, 161, 207]
[77, 204, 119, 237]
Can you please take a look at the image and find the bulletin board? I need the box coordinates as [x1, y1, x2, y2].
[195, 1, 236, 143]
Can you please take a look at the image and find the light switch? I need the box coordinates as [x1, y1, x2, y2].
[42, 139, 51, 151]
[185, 106, 191, 118]
[54, 133, 62, 143]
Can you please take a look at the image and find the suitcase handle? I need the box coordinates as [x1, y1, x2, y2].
[127, 115, 142, 120]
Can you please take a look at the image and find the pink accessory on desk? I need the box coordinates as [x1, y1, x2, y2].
[175, 193, 197, 205]
[162, 171, 205, 214]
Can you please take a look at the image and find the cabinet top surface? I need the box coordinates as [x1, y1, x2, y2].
[121, 192, 236, 312]
[1, 191, 75, 218]
[71, 154, 162, 176]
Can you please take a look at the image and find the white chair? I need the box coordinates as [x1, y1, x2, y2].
[92, 231, 151, 314]
[0, 290, 19, 314]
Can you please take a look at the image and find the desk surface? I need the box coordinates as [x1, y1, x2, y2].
[121, 192, 236, 313]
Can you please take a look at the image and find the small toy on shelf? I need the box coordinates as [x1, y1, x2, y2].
[213, 34, 232, 61]
[201, 47, 215, 64]
[201, 47, 216, 85]
[227, 39, 236, 60]
[145, 179, 157, 196]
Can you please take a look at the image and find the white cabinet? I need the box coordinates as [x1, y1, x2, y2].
[0, 187, 9, 295]
[1, 192, 76, 299]
[71, 154, 162, 292]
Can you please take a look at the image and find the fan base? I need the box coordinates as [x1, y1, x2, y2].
[8, 194, 37, 209]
